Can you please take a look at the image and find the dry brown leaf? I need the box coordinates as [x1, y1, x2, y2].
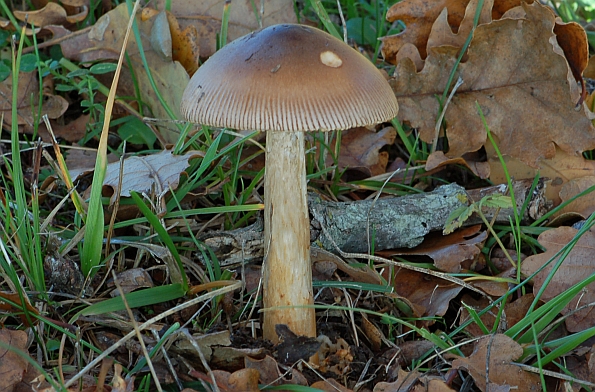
[327, 126, 396, 178]
[451, 334, 541, 391]
[143, 10, 200, 76]
[457, 293, 531, 336]
[0, 72, 68, 129]
[108, 268, 154, 297]
[381, 0, 471, 61]
[390, 1, 595, 169]
[425, 150, 490, 179]
[311, 379, 353, 392]
[505, 293, 535, 328]
[0, 329, 29, 392]
[158, 0, 297, 58]
[557, 176, 595, 219]
[310, 248, 382, 285]
[471, 276, 510, 297]
[14, 2, 67, 27]
[244, 355, 280, 385]
[361, 314, 383, 351]
[385, 225, 487, 273]
[275, 324, 321, 365]
[425, 0, 492, 55]
[411, 379, 457, 392]
[57, 4, 188, 143]
[487, 144, 595, 207]
[31, 114, 90, 142]
[209, 368, 261, 392]
[374, 369, 434, 392]
[166, 11, 200, 76]
[521, 226, 595, 333]
[176, 331, 231, 360]
[386, 268, 462, 326]
[0, 292, 40, 327]
[381, 0, 534, 62]
[244, 354, 308, 386]
[13, 0, 89, 27]
[585, 55, 595, 79]
[64, 148, 120, 173]
[459, 294, 496, 336]
[554, 19, 589, 87]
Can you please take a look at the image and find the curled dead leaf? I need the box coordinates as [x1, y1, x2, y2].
[521, 226, 595, 333]
[157, 0, 297, 58]
[14, 2, 67, 27]
[451, 334, 541, 391]
[0, 72, 68, 129]
[390, 1, 595, 169]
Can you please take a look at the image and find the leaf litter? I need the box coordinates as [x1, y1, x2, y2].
[1, 0, 595, 390]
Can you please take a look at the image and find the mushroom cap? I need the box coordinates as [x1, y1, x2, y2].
[181, 24, 398, 132]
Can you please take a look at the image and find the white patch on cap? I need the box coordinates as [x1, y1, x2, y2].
[320, 51, 342, 68]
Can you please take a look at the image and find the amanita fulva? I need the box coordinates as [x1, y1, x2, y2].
[181, 24, 398, 342]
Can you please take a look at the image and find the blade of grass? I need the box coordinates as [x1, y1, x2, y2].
[308, 0, 342, 39]
[218, 0, 231, 49]
[124, 0, 183, 132]
[64, 282, 241, 387]
[130, 191, 188, 290]
[76, 284, 187, 317]
[82, 0, 141, 277]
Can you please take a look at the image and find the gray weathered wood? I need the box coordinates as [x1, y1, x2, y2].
[199, 180, 547, 267]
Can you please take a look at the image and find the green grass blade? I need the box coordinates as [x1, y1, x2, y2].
[82, 1, 141, 277]
[308, 0, 342, 39]
[530, 326, 595, 367]
[130, 191, 188, 290]
[76, 283, 187, 317]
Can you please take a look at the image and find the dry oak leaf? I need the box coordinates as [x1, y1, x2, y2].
[69, 150, 203, 203]
[486, 144, 595, 208]
[390, 1, 595, 169]
[381, 0, 473, 61]
[521, 226, 595, 333]
[557, 176, 595, 219]
[244, 355, 308, 387]
[14, 2, 67, 27]
[141, 9, 200, 76]
[56, 4, 189, 143]
[208, 368, 260, 392]
[425, 150, 490, 179]
[311, 379, 353, 392]
[384, 268, 462, 327]
[374, 368, 456, 392]
[157, 0, 297, 58]
[0, 72, 68, 129]
[458, 293, 534, 336]
[452, 334, 541, 391]
[0, 329, 28, 392]
[327, 126, 396, 178]
[385, 224, 487, 273]
[381, 0, 535, 62]
[102, 150, 202, 203]
[13, 1, 88, 27]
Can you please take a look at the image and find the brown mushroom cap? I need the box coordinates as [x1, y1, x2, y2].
[181, 24, 398, 132]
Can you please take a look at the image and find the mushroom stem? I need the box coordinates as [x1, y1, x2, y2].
[262, 131, 316, 342]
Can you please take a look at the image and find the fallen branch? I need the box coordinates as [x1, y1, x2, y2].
[199, 179, 548, 267]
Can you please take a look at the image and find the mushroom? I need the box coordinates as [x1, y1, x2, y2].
[181, 24, 398, 342]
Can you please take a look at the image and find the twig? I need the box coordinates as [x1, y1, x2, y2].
[310, 207, 489, 298]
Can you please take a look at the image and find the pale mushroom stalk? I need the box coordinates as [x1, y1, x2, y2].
[180, 24, 399, 344]
[262, 131, 315, 339]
